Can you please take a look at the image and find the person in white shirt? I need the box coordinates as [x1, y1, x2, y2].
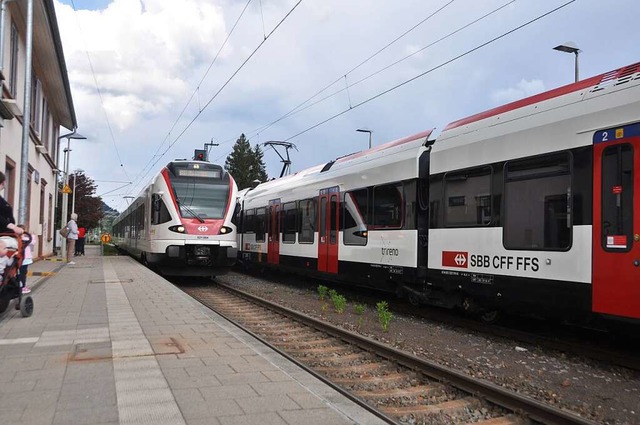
[66, 213, 79, 264]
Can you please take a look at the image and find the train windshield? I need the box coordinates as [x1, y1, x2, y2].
[171, 180, 230, 219]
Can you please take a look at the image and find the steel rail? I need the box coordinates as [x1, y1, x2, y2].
[216, 282, 599, 425]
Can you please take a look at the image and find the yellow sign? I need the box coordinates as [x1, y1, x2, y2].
[101, 233, 111, 244]
[62, 184, 72, 194]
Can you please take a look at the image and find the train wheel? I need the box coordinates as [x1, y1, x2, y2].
[479, 309, 500, 323]
[20, 296, 34, 317]
[407, 293, 421, 307]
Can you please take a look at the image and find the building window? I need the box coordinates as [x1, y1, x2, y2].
[9, 22, 19, 98]
[31, 74, 42, 134]
[444, 167, 492, 226]
[5, 159, 16, 207]
[504, 152, 572, 250]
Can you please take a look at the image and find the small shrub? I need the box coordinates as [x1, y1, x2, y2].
[353, 303, 366, 315]
[376, 301, 393, 332]
[318, 285, 328, 301]
[331, 293, 347, 314]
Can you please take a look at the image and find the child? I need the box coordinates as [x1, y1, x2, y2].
[0, 239, 10, 278]
[17, 225, 34, 294]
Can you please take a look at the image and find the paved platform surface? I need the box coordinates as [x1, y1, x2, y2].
[0, 245, 385, 425]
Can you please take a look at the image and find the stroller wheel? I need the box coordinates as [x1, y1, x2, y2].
[20, 296, 34, 317]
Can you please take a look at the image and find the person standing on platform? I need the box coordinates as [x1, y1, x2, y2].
[17, 224, 35, 294]
[66, 213, 79, 264]
[75, 226, 86, 256]
[0, 172, 24, 237]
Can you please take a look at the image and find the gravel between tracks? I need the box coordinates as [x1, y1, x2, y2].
[216, 272, 639, 425]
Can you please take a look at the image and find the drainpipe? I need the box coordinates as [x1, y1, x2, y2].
[17, 0, 33, 224]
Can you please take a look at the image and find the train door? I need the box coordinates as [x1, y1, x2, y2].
[592, 123, 640, 319]
[318, 187, 339, 273]
[267, 199, 281, 265]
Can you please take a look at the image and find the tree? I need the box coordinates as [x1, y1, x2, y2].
[225, 134, 268, 189]
[56, 172, 104, 230]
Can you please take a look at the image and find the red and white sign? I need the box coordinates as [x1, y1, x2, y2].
[606, 235, 627, 249]
[612, 185, 623, 194]
[442, 251, 468, 268]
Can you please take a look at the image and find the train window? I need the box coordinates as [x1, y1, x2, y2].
[243, 209, 255, 233]
[444, 167, 491, 226]
[283, 202, 297, 243]
[330, 195, 338, 244]
[171, 180, 230, 219]
[372, 184, 402, 228]
[504, 152, 571, 251]
[255, 207, 266, 243]
[601, 144, 633, 252]
[344, 191, 367, 245]
[298, 198, 316, 244]
[151, 194, 172, 225]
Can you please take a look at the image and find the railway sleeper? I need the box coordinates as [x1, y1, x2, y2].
[353, 383, 447, 401]
[332, 371, 414, 387]
[381, 396, 482, 419]
[315, 361, 389, 375]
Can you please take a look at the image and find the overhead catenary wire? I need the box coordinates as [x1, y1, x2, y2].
[125, 0, 304, 202]
[279, 0, 576, 143]
[69, 0, 130, 181]
[208, 0, 519, 164]
[240, 0, 459, 140]
[242, 0, 518, 142]
[131, 0, 254, 190]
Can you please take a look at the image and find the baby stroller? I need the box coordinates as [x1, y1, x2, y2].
[0, 233, 34, 317]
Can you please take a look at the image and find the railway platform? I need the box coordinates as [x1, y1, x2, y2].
[0, 245, 385, 425]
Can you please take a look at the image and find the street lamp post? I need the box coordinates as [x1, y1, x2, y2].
[58, 132, 87, 261]
[356, 128, 373, 150]
[71, 169, 84, 215]
[553, 42, 580, 83]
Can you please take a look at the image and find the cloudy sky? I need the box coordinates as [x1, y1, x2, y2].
[54, 0, 640, 212]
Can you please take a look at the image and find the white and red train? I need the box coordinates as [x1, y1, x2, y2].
[112, 160, 238, 277]
[237, 61, 640, 326]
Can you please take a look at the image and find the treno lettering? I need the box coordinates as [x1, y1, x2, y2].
[470, 255, 538, 272]
[381, 248, 399, 256]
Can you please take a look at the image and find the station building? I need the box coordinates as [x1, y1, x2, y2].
[0, 0, 76, 257]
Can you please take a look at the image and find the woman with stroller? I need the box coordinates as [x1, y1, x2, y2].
[0, 171, 24, 237]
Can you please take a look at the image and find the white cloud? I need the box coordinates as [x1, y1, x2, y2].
[53, 0, 640, 211]
[491, 78, 546, 105]
[56, 0, 227, 130]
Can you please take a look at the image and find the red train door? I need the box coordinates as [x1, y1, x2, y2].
[592, 123, 640, 319]
[318, 187, 339, 274]
[267, 199, 280, 265]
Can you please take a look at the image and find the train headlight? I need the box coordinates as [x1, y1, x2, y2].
[169, 225, 186, 233]
[219, 226, 233, 234]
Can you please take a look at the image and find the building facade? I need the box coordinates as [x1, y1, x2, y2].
[0, 0, 76, 258]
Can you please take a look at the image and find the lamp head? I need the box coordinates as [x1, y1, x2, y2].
[553, 42, 580, 54]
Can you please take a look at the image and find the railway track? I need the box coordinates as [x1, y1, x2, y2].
[226, 270, 640, 372]
[182, 282, 598, 425]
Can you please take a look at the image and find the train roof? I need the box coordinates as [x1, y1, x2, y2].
[438, 61, 640, 141]
[246, 130, 432, 198]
